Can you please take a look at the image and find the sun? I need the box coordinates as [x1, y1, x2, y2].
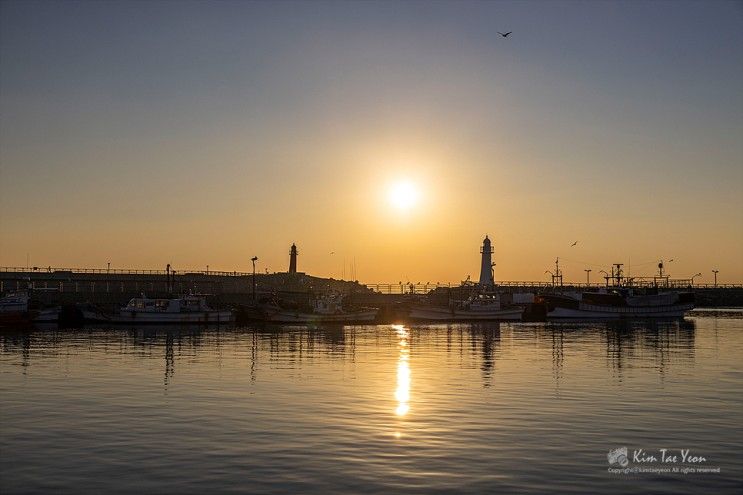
[387, 180, 420, 211]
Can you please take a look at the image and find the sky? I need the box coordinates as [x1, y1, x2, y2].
[1, 0, 742, 284]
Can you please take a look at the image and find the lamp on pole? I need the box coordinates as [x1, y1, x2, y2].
[584, 269, 592, 286]
[251, 256, 258, 302]
[712, 269, 719, 287]
[691, 272, 702, 286]
[599, 270, 609, 286]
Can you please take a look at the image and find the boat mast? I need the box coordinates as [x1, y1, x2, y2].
[612, 263, 624, 286]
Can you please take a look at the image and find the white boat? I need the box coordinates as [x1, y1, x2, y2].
[0, 292, 33, 326]
[0, 291, 63, 324]
[541, 288, 695, 319]
[112, 295, 233, 324]
[0, 292, 30, 313]
[262, 293, 378, 323]
[408, 293, 524, 321]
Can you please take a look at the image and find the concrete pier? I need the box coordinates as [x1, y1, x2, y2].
[1, 268, 741, 308]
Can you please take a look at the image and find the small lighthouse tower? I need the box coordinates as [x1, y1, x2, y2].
[478, 236, 494, 286]
[288, 243, 298, 273]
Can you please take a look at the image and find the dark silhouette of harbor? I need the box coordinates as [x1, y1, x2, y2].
[1, 266, 741, 311]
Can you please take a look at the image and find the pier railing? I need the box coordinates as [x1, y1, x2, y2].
[0, 266, 251, 277]
[2, 267, 741, 292]
[365, 281, 743, 294]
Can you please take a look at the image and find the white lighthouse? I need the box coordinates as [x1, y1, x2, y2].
[478, 236, 494, 286]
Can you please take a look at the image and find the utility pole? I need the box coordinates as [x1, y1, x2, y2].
[712, 269, 719, 287]
[251, 256, 258, 303]
[584, 269, 591, 286]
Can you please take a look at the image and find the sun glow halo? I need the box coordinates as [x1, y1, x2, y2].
[387, 180, 420, 212]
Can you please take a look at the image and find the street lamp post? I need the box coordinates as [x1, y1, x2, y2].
[599, 270, 609, 286]
[691, 272, 702, 286]
[712, 269, 719, 287]
[251, 256, 258, 303]
[584, 269, 592, 286]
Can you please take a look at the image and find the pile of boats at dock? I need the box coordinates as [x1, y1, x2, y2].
[1, 281, 696, 328]
[0, 292, 234, 327]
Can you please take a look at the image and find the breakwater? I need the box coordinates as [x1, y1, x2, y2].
[1, 268, 742, 308]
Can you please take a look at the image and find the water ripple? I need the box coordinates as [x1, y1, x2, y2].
[1, 318, 742, 493]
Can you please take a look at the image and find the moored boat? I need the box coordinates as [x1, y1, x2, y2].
[0, 292, 33, 326]
[540, 288, 695, 319]
[408, 292, 524, 321]
[111, 295, 233, 324]
[0, 291, 65, 325]
[77, 303, 112, 323]
[260, 293, 378, 323]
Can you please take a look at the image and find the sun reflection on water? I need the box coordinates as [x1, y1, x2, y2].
[393, 325, 410, 418]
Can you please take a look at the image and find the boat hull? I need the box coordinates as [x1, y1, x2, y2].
[547, 303, 695, 319]
[80, 309, 112, 322]
[109, 310, 234, 324]
[33, 308, 61, 323]
[263, 309, 378, 324]
[408, 305, 524, 321]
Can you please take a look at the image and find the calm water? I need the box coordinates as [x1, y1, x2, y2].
[1, 315, 742, 494]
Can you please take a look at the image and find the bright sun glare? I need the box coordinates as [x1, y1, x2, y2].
[387, 181, 420, 211]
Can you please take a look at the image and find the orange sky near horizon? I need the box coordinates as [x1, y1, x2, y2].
[2, 131, 740, 284]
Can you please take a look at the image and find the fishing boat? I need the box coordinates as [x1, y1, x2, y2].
[0, 290, 64, 325]
[540, 288, 695, 319]
[408, 292, 524, 321]
[0, 292, 33, 326]
[0, 292, 30, 313]
[33, 307, 62, 323]
[260, 293, 378, 323]
[77, 303, 112, 323]
[112, 295, 233, 324]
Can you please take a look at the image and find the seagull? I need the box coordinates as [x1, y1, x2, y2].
[571, 241, 578, 247]
[330, 252, 335, 255]
[497, 31, 512, 38]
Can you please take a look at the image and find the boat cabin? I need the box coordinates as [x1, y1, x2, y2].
[124, 296, 211, 313]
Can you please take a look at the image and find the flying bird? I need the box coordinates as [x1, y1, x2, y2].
[497, 31, 512, 38]
[571, 241, 578, 247]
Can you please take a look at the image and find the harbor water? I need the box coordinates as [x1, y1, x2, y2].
[1, 314, 742, 493]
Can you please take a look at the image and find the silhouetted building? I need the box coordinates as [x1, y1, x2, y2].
[289, 244, 298, 273]
[479, 236, 494, 286]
